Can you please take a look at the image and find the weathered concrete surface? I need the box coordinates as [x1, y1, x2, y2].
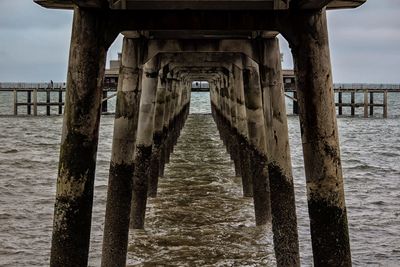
[148, 74, 167, 197]
[130, 58, 159, 229]
[242, 64, 271, 226]
[283, 9, 352, 267]
[259, 37, 300, 267]
[50, 7, 110, 267]
[101, 37, 142, 267]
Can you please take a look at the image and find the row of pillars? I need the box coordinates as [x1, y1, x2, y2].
[208, 27, 352, 267]
[210, 39, 300, 266]
[50, 37, 191, 266]
[49, 6, 351, 267]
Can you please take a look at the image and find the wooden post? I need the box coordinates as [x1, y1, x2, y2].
[383, 90, 388, 118]
[284, 9, 352, 266]
[27, 91, 32, 115]
[101, 37, 142, 267]
[33, 89, 38, 116]
[338, 91, 343, 115]
[259, 38, 300, 267]
[46, 89, 51, 116]
[50, 7, 111, 267]
[13, 89, 17, 115]
[364, 90, 368, 118]
[351, 91, 355, 116]
[58, 90, 63, 115]
[369, 92, 374, 116]
[102, 90, 108, 113]
[242, 62, 271, 226]
[293, 91, 299, 115]
[130, 57, 159, 229]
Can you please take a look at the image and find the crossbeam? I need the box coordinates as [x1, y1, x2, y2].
[34, 0, 365, 10]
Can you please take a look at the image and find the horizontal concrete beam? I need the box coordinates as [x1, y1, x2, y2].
[34, 0, 365, 9]
[327, 0, 366, 9]
[110, 0, 282, 10]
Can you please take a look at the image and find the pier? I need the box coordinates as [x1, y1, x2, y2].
[32, 0, 369, 266]
[0, 83, 116, 115]
[2, 81, 398, 118]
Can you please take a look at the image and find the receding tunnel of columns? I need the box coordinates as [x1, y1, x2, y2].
[99, 49, 304, 267]
[47, 6, 353, 267]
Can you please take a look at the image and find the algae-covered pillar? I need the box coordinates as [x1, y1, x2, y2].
[101, 36, 143, 267]
[242, 58, 271, 226]
[259, 37, 300, 266]
[281, 9, 352, 266]
[49, 7, 116, 267]
[130, 57, 159, 229]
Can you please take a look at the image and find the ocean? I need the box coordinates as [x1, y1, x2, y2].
[0, 91, 399, 266]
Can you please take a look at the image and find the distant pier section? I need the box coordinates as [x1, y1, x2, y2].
[1, 66, 399, 117]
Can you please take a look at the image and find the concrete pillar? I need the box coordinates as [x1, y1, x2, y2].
[338, 91, 343, 115]
[233, 65, 253, 197]
[101, 37, 142, 267]
[50, 7, 111, 267]
[130, 57, 159, 229]
[228, 71, 241, 177]
[259, 38, 300, 266]
[285, 9, 352, 266]
[160, 74, 172, 172]
[242, 61, 271, 226]
[148, 73, 167, 197]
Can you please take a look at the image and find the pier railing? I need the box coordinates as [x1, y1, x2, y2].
[1, 82, 400, 117]
[0, 82, 116, 116]
[285, 84, 400, 118]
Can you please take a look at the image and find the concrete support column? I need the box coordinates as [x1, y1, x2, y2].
[101, 37, 142, 267]
[233, 65, 253, 197]
[284, 9, 352, 266]
[259, 37, 300, 267]
[130, 57, 159, 229]
[228, 71, 241, 176]
[160, 76, 172, 170]
[50, 7, 111, 267]
[148, 73, 167, 197]
[242, 62, 271, 226]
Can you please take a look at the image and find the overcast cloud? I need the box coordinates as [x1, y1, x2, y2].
[0, 0, 398, 83]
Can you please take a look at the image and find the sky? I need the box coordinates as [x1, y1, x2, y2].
[0, 0, 399, 83]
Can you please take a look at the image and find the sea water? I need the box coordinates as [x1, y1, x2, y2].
[0, 92, 399, 266]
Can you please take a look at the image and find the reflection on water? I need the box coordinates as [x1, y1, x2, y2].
[0, 92, 399, 266]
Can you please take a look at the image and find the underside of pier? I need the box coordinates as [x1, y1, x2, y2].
[34, 0, 366, 266]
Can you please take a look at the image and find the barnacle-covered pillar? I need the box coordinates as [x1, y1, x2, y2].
[130, 57, 159, 229]
[283, 9, 352, 266]
[242, 59, 271, 225]
[101, 37, 143, 267]
[148, 71, 167, 197]
[50, 7, 113, 267]
[259, 37, 300, 267]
